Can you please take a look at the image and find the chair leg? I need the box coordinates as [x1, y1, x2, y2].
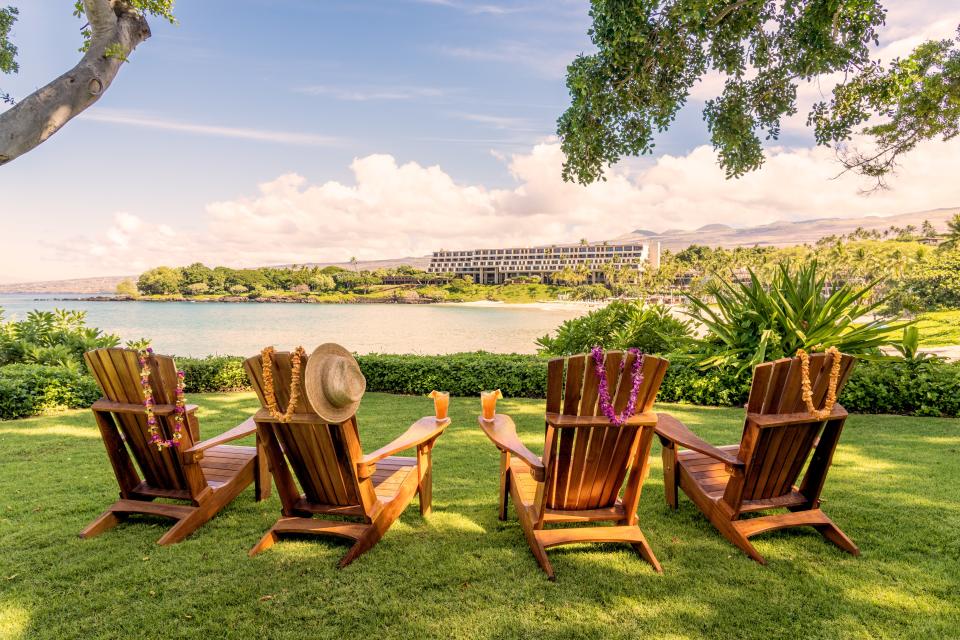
[631, 532, 664, 574]
[338, 524, 386, 568]
[815, 520, 860, 556]
[528, 532, 556, 581]
[156, 508, 211, 546]
[249, 528, 279, 557]
[79, 509, 125, 539]
[254, 436, 272, 502]
[660, 438, 679, 510]
[498, 451, 511, 521]
[416, 444, 433, 517]
[721, 522, 767, 564]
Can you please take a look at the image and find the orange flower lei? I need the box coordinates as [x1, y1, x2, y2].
[261, 345, 306, 422]
[797, 345, 843, 420]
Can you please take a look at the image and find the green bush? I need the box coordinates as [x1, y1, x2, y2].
[841, 359, 960, 417]
[0, 364, 101, 420]
[537, 301, 693, 356]
[176, 355, 250, 393]
[356, 353, 550, 398]
[687, 260, 907, 371]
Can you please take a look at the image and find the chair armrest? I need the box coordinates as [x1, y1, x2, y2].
[747, 404, 848, 427]
[478, 414, 545, 482]
[655, 413, 743, 468]
[183, 417, 257, 462]
[546, 411, 658, 428]
[356, 417, 450, 478]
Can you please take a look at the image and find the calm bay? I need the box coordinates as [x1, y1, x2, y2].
[0, 294, 589, 357]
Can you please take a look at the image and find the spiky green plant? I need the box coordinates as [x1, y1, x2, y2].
[686, 261, 909, 371]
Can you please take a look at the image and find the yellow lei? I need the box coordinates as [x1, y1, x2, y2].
[796, 345, 842, 420]
[261, 345, 306, 422]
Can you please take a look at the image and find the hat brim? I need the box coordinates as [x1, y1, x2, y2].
[304, 343, 366, 424]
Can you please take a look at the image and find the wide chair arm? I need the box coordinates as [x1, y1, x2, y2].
[478, 414, 545, 482]
[655, 413, 743, 469]
[356, 416, 450, 478]
[183, 417, 258, 463]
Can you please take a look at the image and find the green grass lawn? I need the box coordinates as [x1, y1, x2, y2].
[1, 393, 958, 639]
[915, 309, 960, 346]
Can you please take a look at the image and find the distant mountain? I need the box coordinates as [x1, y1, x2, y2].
[0, 275, 136, 295]
[621, 206, 959, 250]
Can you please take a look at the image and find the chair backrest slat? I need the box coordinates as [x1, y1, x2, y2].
[732, 351, 856, 505]
[84, 348, 197, 493]
[244, 351, 365, 510]
[543, 351, 668, 511]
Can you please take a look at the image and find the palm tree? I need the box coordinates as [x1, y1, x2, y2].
[938, 213, 960, 252]
[349, 256, 358, 272]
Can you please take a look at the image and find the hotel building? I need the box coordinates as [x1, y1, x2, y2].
[426, 241, 660, 285]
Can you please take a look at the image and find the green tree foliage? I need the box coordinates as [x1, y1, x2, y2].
[0, 308, 120, 371]
[686, 261, 907, 371]
[811, 29, 960, 186]
[137, 266, 182, 295]
[886, 249, 960, 312]
[115, 279, 138, 297]
[537, 300, 693, 356]
[939, 213, 960, 252]
[0, 5, 17, 105]
[558, 1, 956, 186]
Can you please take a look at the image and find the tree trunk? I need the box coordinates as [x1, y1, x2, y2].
[0, 0, 150, 166]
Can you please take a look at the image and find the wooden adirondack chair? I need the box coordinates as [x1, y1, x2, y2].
[656, 351, 859, 564]
[243, 350, 449, 567]
[479, 351, 669, 579]
[80, 348, 270, 545]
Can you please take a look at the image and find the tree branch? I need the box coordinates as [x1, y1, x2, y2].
[84, 0, 117, 39]
[0, 1, 150, 166]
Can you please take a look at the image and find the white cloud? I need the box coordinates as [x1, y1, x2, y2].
[81, 109, 341, 147]
[54, 137, 960, 275]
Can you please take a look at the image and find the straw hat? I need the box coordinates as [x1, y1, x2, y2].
[303, 343, 366, 423]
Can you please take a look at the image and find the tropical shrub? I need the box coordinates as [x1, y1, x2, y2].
[0, 309, 121, 371]
[0, 363, 101, 419]
[537, 301, 693, 356]
[686, 261, 907, 371]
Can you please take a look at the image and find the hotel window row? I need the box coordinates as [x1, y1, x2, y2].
[427, 242, 660, 285]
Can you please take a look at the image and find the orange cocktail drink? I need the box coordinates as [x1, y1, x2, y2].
[429, 390, 450, 420]
[480, 389, 502, 421]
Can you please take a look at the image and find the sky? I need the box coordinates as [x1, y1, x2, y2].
[0, 0, 959, 283]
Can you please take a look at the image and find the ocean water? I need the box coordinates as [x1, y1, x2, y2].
[0, 294, 588, 357]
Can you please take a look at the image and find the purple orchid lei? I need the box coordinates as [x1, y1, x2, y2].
[138, 347, 186, 450]
[591, 346, 645, 427]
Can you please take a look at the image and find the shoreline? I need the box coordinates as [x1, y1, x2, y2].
[32, 294, 610, 309]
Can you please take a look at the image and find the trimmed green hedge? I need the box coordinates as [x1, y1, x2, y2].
[0, 364, 101, 420]
[357, 353, 549, 398]
[177, 356, 249, 393]
[3, 353, 959, 419]
[841, 360, 960, 418]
